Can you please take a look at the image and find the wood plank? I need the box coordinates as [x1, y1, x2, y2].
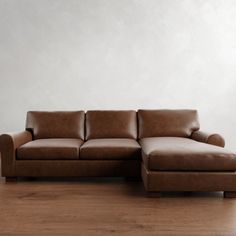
[5, 177, 17, 182]
[0, 177, 236, 235]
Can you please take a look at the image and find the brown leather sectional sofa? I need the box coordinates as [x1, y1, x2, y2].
[1, 110, 236, 198]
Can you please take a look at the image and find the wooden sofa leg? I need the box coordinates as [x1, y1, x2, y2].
[146, 192, 162, 198]
[224, 191, 236, 198]
[5, 177, 17, 183]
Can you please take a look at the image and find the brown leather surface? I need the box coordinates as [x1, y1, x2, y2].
[140, 137, 236, 171]
[26, 111, 85, 140]
[191, 130, 225, 147]
[2, 108, 235, 195]
[142, 164, 236, 192]
[15, 160, 141, 177]
[17, 139, 83, 160]
[80, 138, 141, 160]
[138, 109, 199, 138]
[0, 131, 32, 176]
[85, 110, 137, 140]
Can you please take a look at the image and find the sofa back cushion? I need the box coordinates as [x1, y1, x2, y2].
[26, 111, 85, 140]
[138, 109, 199, 138]
[85, 110, 137, 140]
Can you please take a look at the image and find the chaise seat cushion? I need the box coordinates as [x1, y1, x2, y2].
[80, 139, 141, 160]
[140, 137, 236, 171]
[17, 139, 83, 160]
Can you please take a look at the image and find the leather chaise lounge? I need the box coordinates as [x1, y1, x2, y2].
[0, 109, 236, 198]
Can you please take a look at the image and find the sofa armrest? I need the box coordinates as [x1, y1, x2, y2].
[0, 131, 32, 176]
[191, 131, 225, 148]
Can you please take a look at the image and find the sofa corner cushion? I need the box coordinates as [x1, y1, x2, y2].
[140, 137, 236, 171]
[26, 111, 85, 139]
[80, 138, 141, 160]
[138, 109, 199, 138]
[17, 138, 83, 160]
[85, 110, 138, 140]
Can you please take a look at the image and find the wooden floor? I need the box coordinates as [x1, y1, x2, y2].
[0, 177, 236, 236]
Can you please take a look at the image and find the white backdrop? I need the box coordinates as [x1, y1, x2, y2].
[0, 0, 236, 150]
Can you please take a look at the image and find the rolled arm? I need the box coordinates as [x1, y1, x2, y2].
[0, 131, 32, 176]
[191, 130, 225, 147]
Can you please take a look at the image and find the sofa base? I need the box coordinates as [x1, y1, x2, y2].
[224, 191, 236, 198]
[142, 163, 236, 197]
[146, 191, 162, 198]
[125, 176, 142, 181]
[11, 160, 141, 177]
[146, 191, 236, 198]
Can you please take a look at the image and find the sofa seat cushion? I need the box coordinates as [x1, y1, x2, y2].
[17, 139, 83, 160]
[140, 137, 236, 171]
[80, 139, 141, 160]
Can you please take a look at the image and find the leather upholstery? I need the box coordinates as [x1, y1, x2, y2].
[138, 109, 199, 138]
[2, 108, 236, 196]
[15, 160, 141, 177]
[142, 164, 236, 192]
[26, 111, 85, 140]
[17, 139, 83, 160]
[140, 137, 236, 171]
[0, 131, 32, 176]
[85, 110, 137, 140]
[191, 130, 225, 147]
[80, 138, 141, 160]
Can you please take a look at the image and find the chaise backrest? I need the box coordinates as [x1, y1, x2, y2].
[26, 111, 85, 140]
[138, 109, 199, 139]
[85, 110, 137, 140]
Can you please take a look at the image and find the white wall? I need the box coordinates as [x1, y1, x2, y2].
[0, 0, 236, 150]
